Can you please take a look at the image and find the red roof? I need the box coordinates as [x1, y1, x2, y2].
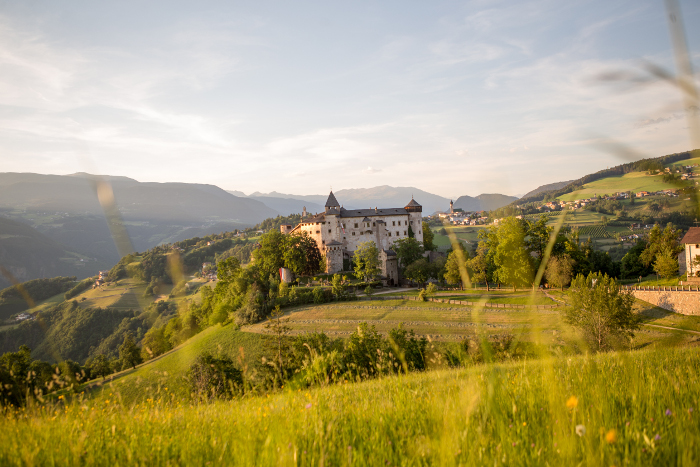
[681, 227, 700, 244]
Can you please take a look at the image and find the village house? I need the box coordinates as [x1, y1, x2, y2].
[681, 227, 700, 279]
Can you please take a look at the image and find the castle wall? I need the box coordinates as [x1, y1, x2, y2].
[296, 211, 423, 255]
[628, 288, 700, 315]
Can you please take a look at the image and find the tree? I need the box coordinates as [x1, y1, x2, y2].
[88, 354, 112, 380]
[251, 230, 287, 278]
[216, 257, 241, 285]
[140, 326, 172, 360]
[601, 216, 608, 228]
[118, 331, 143, 370]
[467, 241, 492, 290]
[544, 254, 575, 290]
[331, 274, 346, 297]
[444, 245, 470, 288]
[354, 241, 380, 281]
[283, 232, 322, 276]
[564, 272, 637, 351]
[422, 221, 436, 251]
[0, 345, 32, 406]
[392, 237, 424, 270]
[187, 353, 243, 400]
[404, 258, 431, 286]
[640, 223, 683, 269]
[620, 241, 651, 279]
[492, 217, 533, 290]
[653, 247, 678, 278]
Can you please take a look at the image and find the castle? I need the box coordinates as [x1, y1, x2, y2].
[280, 191, 424, 285]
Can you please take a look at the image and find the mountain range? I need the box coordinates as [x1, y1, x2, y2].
[239, 186, 518, 216]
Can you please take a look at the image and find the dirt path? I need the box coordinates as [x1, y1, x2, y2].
[642, 323, 700, 335]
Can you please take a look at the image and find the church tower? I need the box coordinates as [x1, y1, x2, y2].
[449, 200, 454, 214]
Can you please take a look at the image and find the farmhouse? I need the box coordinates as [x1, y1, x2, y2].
[681, 227, 700, 278]
[280, 191, 423, 282]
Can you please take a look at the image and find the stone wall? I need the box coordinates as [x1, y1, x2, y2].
[626, 287, 700, 315]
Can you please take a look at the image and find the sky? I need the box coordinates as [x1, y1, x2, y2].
[0, 0, 699, 198]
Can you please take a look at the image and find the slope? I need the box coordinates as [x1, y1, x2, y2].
[557, 171, 683, 201]
[0, 217, 104, 289]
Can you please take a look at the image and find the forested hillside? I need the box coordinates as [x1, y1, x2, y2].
[0, 217, 104, 289]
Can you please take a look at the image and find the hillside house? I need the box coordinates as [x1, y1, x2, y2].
[681, 228, 700, 278]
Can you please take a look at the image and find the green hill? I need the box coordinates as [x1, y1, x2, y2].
[557, 171, 684, 201]
[513, 150, 696, 206]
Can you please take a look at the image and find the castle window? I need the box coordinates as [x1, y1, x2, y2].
[328, 229, 331, 233]
[392, 221, 396, 226]
[373, 222, 376, 226]
[404, 231, 406, 235]
[316, 231, 320, 234]
[354, 223, 358, 228]
[352, 232, 356, 236]
[396, 232, 399, 236]
[388, 232, 391, 236]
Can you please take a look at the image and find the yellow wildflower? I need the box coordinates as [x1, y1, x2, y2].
[566, 396, 578, 409]
[605, 429, 617, 444]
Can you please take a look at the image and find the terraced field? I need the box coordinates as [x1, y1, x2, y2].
[244, 296, 699, 351]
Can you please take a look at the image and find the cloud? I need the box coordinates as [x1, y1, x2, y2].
[363, 166, 381, 174]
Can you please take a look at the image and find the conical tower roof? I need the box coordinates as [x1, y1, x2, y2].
[405, 197, 421, 208]
[325, 191, 340, 207]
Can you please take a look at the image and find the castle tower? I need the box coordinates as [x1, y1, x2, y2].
[324, 241, 343, 274]
[325, 191, 340, 214]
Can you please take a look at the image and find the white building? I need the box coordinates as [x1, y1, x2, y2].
[280, 191, 423, 282]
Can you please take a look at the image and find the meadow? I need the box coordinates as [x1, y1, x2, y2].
[2, 347, 699, 466]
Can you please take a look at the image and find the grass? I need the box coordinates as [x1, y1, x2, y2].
[3, 347, 700, 466]
[89, 324, 270, 404]
[76, 279, 153, 311]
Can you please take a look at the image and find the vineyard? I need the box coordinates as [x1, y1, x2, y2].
[573, 224, 611, 238]
[520, 212, 564, 221]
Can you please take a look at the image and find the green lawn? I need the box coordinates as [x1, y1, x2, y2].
[5, 347, 700, 466]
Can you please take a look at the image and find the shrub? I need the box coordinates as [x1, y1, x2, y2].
[187, 352, 243, 400]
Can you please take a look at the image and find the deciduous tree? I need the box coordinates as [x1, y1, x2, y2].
[392, 237, 424, 270]
[564, 272, 637, 351]
[492, 217, 533, 290]
[354, 241, 380, 281]
[118, 331, 143, 370]
[545, 254, 575, 290]
[422, 221, 436, 251]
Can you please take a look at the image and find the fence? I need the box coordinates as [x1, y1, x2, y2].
[357, 295, 559, 310]
[623, 285, 700, 292]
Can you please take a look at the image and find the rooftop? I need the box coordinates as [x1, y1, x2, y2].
[681, 227, 700, 244]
